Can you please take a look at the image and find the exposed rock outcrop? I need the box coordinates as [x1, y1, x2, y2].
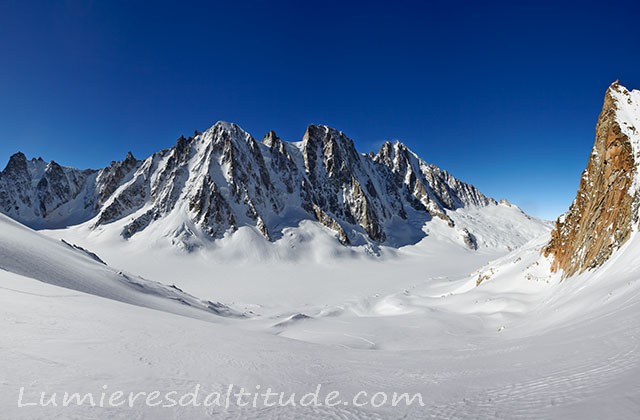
[543, 81, 640, 277]
[0, 153, 97, 228]
[460, 228, 478, 250]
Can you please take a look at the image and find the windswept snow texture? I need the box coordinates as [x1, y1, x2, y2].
[0, 213, 240, 320]
[42, 200, 550, 311]
[3, 221, 640, 419]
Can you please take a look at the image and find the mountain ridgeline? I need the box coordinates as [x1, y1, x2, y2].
[0, 123, 501, 249]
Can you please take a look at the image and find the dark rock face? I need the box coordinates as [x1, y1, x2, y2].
[300, 125, 389, 242]
[461, 228, 478, 250]
[0, 153, 97, 227]
[543, 82, 640, 278]
[96, 152, 140, 207]
[0, 122, 497, 247]
[374, 141, 495, 225]
[188, 175, 236, 239]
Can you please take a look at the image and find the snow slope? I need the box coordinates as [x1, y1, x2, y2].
[0, 213, 241, 320]
[42, 202, 550, 312]
[3, 227, 640, 419]
[3, 107, 639, 418]
[0, 180, 638, 419]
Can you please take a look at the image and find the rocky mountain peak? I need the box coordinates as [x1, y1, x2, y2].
[3, 152, 29, 176]
[543, 81, 640, 277]
[45, 160, 63, 173]
[302, 125, 361, 182]
[262, 130, 280, 147]
[303, 125, 356, 151]
[202, 121, 250, 142]
[374, 140, 412, 171]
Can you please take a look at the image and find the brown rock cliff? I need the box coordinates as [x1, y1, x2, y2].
[543, 81, 639, 277]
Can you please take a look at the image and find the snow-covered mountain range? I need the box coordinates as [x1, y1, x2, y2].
[0, 123, 546, 252]
[2, 83, 640, 419]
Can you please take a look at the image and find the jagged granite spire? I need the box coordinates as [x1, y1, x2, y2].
[543, 81, 640, 277]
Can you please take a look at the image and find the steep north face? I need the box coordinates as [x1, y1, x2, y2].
[0, 123, 505, 248]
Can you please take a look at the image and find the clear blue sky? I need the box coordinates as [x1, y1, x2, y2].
[1, 0, 639, 220]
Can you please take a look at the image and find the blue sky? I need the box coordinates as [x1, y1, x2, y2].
[1, 0, 639, 220]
